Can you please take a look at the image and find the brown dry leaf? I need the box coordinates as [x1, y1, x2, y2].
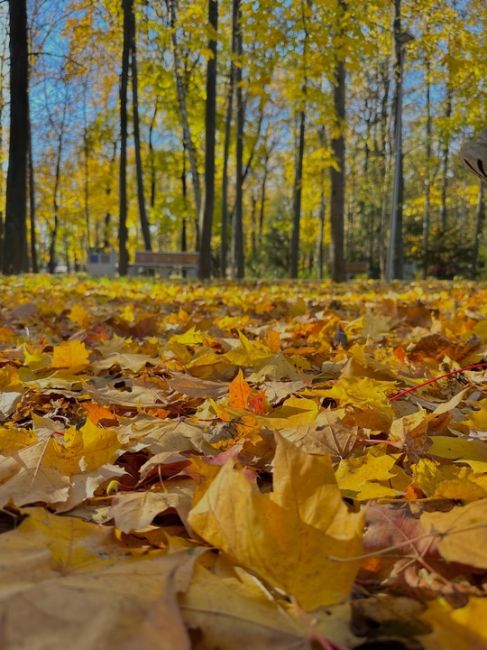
[0, 442, 71, 507]
[180, 562, 311, 649]
[110, 485, 193, 533]
[0, 515, 202, 650]
[168, 372, 227, 398]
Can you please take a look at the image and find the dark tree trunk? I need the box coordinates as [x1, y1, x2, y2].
[473, 181, 485, 278]
[48, 132, 63, 274]
[220, 37, 236, 278]
[386, 0, 408, 281]
[422, 55, 432, 278]
[4, 0, 29, 274]
[103, 140, 117, 250]
[118, 0, 131, 275]
[28, 118, 38, 273]
[439, 83, 452, 233]
[317, 126, 326, 280]
[232, 0, 244, 279]
[290, 109, 306, 278]
[329, 0, 346, 282]
[181, 137, 188, 252]
[290, 0, 309, 279]
[149, 100, 158, 211]
[199, 0, 218, 279]
[0, 38, 7, 271]
[130, 2, 152, 251]
[250, 192, 257, 258]
[258, 148, 270, 244]
[82, 78, 90, 251]
[167, 0, 201, 248]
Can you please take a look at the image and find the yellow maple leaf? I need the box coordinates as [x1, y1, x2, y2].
[421, 597, 487, 650]
[321, 376, 395, 415]
[188, 434, 363, 610]
[43, 419, 121, 475]
[52, 340, 90, 371]
[412, 458, 486, 501]
[171, 326, 204, 346]
[69, 304, 91, 328]
[421, 498, 487, 568]
[336, 446, 404, 500]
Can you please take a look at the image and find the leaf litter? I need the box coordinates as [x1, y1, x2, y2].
[1, 277, 487, 648]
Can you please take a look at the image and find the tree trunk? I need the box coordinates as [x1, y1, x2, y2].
[232, 0, 244, 279]
[4, 0, 29, 274]
[378, 60, 390, 276]
[167, 0, 201, 248]
[258, 148, 270, 245]
[316, 126, 326, 280]
[149, 100, 158, 211]
[473, 181, 485, 278]
[198, 0, 218, 279]
[103, 140, 117, 250]
[386, 0, 408, 281]
[130, 1, 152, 251]
[181, 137, 188, 252]
[82, 77, 91, 251]
[439, 83, 452, 232]
[290, 0, 310, 280]
[0, 35, 7, 272]
[422, 55, 432, 278]
[329, 0, 346, 282]
[290, 109, 306, 278]
[28, 118, 38, 273]
[118, 0, 131, 276]
[220, 43, 236, 277]
[48, 132, 63, 274]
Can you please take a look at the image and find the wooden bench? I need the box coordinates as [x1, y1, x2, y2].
[130, 251, 199, 278]
[344, 261, 369, 279]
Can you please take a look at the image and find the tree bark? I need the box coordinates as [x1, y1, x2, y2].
[4, 0, 29, 274]
[232, 0, 244, 279]
[118, 0, 131, 276]
[473, 181, 485, 278]
[290, 0, 310, 279]
[0, 36, 7, 272]
[439, 83, 452, 232]
[28, 118, 38, 273]
[181, 136, 188, 252]
[103, 140, 117, 250]
[48, 131, 63, 274]
[386, 0, 408, 281]
[130, 1, 152, 251]
[149, 99, 158, 211]
[220, 59, 235, 277]
[199, 0, 218, 279]
[329, 0, 346, 282]
[167, 0, 201, 248]
[290, 109, 306, 278]
[422, 54, 432, 278]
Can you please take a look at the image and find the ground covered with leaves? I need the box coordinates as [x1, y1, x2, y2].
[1, 277, 487, 649]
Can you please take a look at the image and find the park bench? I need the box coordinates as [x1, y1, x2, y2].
[344, 261, 369, 279]
[130, 251, 199, 278]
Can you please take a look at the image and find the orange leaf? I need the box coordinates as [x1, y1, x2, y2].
[228, 369, 251, 409]
[82, 403, 118, 425]
[248, 391, 266, 415]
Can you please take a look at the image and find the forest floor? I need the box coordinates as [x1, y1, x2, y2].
[1, 276, 487, 649]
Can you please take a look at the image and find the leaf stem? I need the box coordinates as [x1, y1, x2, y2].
[388, 362, 487, 402]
